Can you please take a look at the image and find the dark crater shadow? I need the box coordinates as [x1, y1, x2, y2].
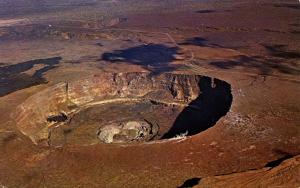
[101, 44, 182, 74]
[178, 178, 201, 188]
[265, 155, 292, 168]
[162, 76, 232, 139]
[0, 57, 61, 96]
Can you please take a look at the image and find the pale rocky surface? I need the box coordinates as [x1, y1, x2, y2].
[98, 120, 158, 143]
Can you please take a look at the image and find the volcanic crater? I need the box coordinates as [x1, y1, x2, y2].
[13, 72, 232, 146]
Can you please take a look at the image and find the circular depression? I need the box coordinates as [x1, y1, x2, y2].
[13, 72, 232, 146]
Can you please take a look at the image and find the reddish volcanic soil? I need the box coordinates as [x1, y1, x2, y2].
[0, 0, 300, 187]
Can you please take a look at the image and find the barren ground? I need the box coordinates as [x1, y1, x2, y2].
[0, 0, 300, 187]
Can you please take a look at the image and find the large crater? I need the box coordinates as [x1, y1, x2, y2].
[13, 72, 232, 146]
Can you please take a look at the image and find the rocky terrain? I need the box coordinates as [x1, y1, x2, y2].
[13, 72, 232, 146]
[0, 0, 299, 187]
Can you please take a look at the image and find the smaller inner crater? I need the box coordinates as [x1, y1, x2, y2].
[97, 120, 159, 144]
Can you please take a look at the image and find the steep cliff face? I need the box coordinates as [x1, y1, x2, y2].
[12, 72, 232, 145]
